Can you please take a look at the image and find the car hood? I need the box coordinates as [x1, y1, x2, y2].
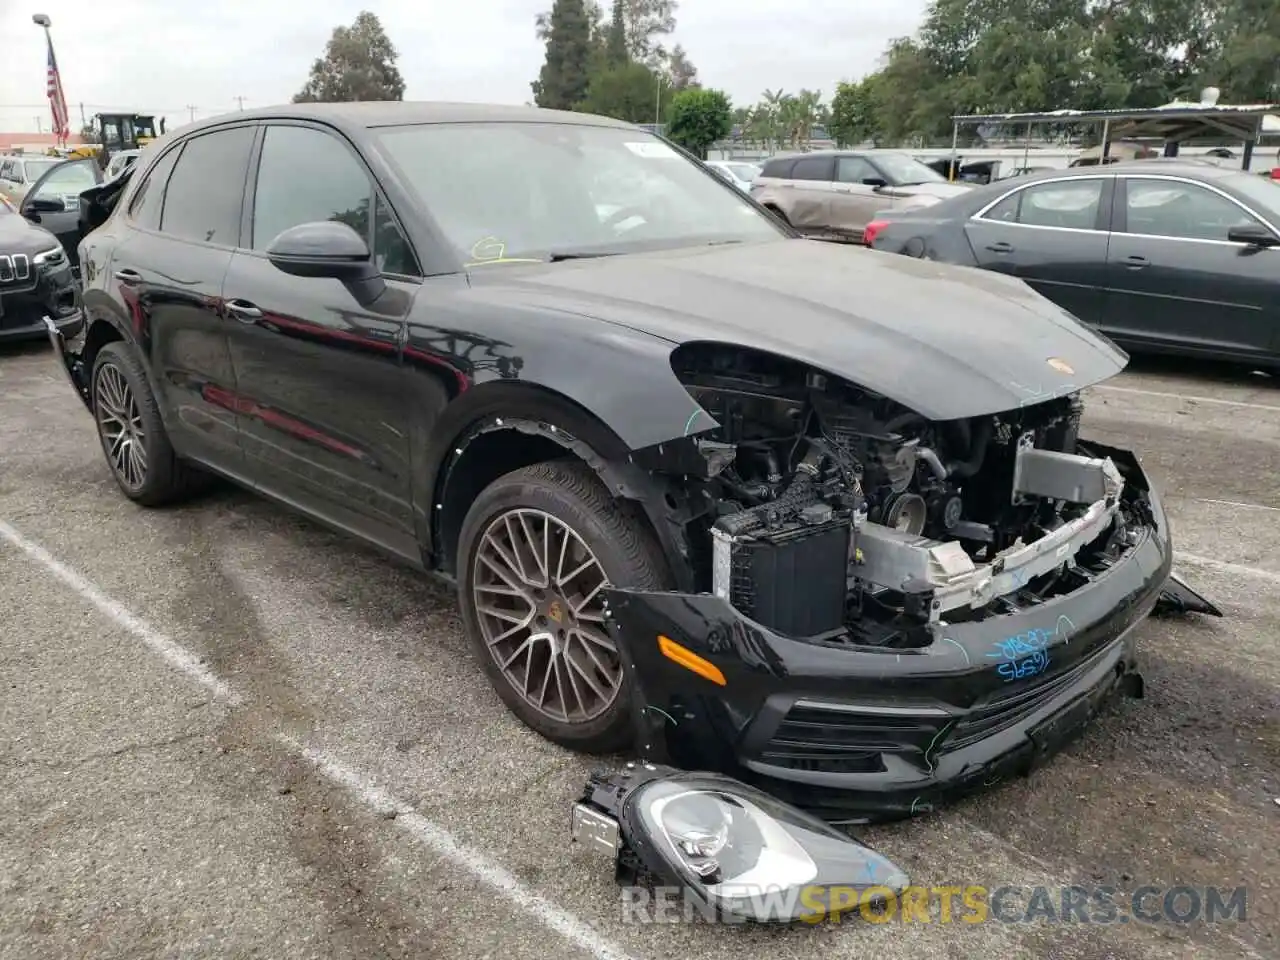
[0, 211, 59, 258]
[468, 238, 1126, 422]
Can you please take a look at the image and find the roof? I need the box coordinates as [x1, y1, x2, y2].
[951, 102, 1280, 142]
[1005, 159, 1251, 183]
[179, 101, 633, 134]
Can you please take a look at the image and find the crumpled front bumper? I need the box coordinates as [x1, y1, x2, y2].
[603, 441, 1173, 823]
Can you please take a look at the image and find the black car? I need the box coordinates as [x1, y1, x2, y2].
[45, 103, 1205, 821]
[0, 189, 82, 343]
[867, 160, 1280, 367]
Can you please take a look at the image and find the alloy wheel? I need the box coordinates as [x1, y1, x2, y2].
[471, 508, 621, 724]
[95, 363, 148, 489]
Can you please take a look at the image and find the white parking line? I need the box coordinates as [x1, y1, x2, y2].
[1192, 498, 1280, 514]
[1176, 552, 1280, 586]
[0, 518, 636, 960]
[1092, 384, 1280, 413]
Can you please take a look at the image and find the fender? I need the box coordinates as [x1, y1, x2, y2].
[416, 381, 701, 590]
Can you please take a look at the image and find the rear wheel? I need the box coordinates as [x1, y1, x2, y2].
[91, 341, 211, 506]
[456, 460, 671, 753]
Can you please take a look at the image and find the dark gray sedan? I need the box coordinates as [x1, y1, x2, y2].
[867, 161, 1280, 367]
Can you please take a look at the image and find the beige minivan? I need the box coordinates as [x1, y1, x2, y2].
[749, 150, 973, 242]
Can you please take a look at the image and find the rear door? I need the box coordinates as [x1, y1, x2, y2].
[221, 121, 421, 558]
[761, 155, 835, 235]
[962, 175, 1113, 324]
[101, 124, 257, 469]
[1103, 175, 1279, 357]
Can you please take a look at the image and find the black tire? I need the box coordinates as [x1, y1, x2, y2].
[456, 459, 672, 753]
[91, 341, 211, 506]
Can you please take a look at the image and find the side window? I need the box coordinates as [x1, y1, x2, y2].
[252, 124, 418, 276]
[836, 156, 878, 184]
[0, 160, 13, 181]
[159, 126, 256, 245]
[982, 180, 1103, 231]
[1124, 179, 1263, 242]
[790, 157, 834, 182]
[127, 145, 182, 229]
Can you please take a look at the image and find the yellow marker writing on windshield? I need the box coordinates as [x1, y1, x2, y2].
[465, 235, 543, 268]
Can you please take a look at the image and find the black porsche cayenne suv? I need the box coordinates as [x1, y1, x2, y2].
[45, 102, 1196, 821]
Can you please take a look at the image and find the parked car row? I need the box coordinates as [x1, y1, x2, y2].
[866, 161, 1280, 367]
[748, 149, 973, 242]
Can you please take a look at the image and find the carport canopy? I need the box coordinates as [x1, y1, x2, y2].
[947, 102, 1280, 170]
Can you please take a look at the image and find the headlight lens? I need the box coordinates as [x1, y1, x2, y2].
[33, 246, 66, 268]
[623, 773, 909, 922]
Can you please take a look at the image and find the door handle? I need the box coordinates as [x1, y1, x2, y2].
[225, 299, 263, 322]
[1123, 255, 1149, 270]
[113, 268, 142, 285]
[986, 241, 1014, 254]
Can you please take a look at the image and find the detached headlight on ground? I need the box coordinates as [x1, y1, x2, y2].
[571, 764, 909, 923]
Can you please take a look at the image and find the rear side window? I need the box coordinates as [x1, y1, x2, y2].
[160, 126, 256, 245]
[127, 146, 182, 229]
[790, 157, 834, 181]
[759, 158, 793, 179]
[982, 180, 1104, 231]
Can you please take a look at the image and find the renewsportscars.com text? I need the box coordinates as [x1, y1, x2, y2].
[621, 884, 1249, 925]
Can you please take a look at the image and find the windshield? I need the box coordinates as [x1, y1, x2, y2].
[874, 152, 948, 186]
[1227, 171, 1280, 218]
[24, 159, 58, 181]
[375, 122, 783, 263]
[31, 160, 98, 200]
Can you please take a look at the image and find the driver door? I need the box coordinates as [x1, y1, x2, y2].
[829, 155, 890, 240]
[21, 158, 102, 270]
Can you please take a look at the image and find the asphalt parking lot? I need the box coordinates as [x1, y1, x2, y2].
[2, 339, 1277, 960]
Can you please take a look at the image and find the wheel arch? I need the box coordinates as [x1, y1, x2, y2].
[426, 381, 696, 590]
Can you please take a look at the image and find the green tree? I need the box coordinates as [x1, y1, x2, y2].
[605, 0, 629, 67]
[666, 88, 732, 159]
[1206, 0, 1280, 100]
[580, 61, 663, 122]
[293, 11, 405, 102]
[665, 44, 698, 91]
[828, 80, 875, 147]
[532, 0, 595, 109]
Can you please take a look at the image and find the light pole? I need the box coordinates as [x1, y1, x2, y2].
[32, 14, 57, 144]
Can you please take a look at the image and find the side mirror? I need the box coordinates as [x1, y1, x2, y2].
[1227, 223, 1279, 247]
[861, 177, 888, 189]
[267, 220, 376, 280]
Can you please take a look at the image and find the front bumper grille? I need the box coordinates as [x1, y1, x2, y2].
[759, 702, 945, 774]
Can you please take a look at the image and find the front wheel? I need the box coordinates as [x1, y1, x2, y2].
[456, 460, 672, 753]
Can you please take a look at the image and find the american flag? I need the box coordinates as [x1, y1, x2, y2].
[45, 32, 71, 144]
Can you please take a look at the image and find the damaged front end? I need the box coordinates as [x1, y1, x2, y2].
[594, 344, 1213, 822]
[42, 314, 92, 407]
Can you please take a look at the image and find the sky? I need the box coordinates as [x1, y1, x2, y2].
[0, 0, 929, 134]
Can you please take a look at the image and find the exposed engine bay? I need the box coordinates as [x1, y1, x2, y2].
[668, 345, 1142, 647]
